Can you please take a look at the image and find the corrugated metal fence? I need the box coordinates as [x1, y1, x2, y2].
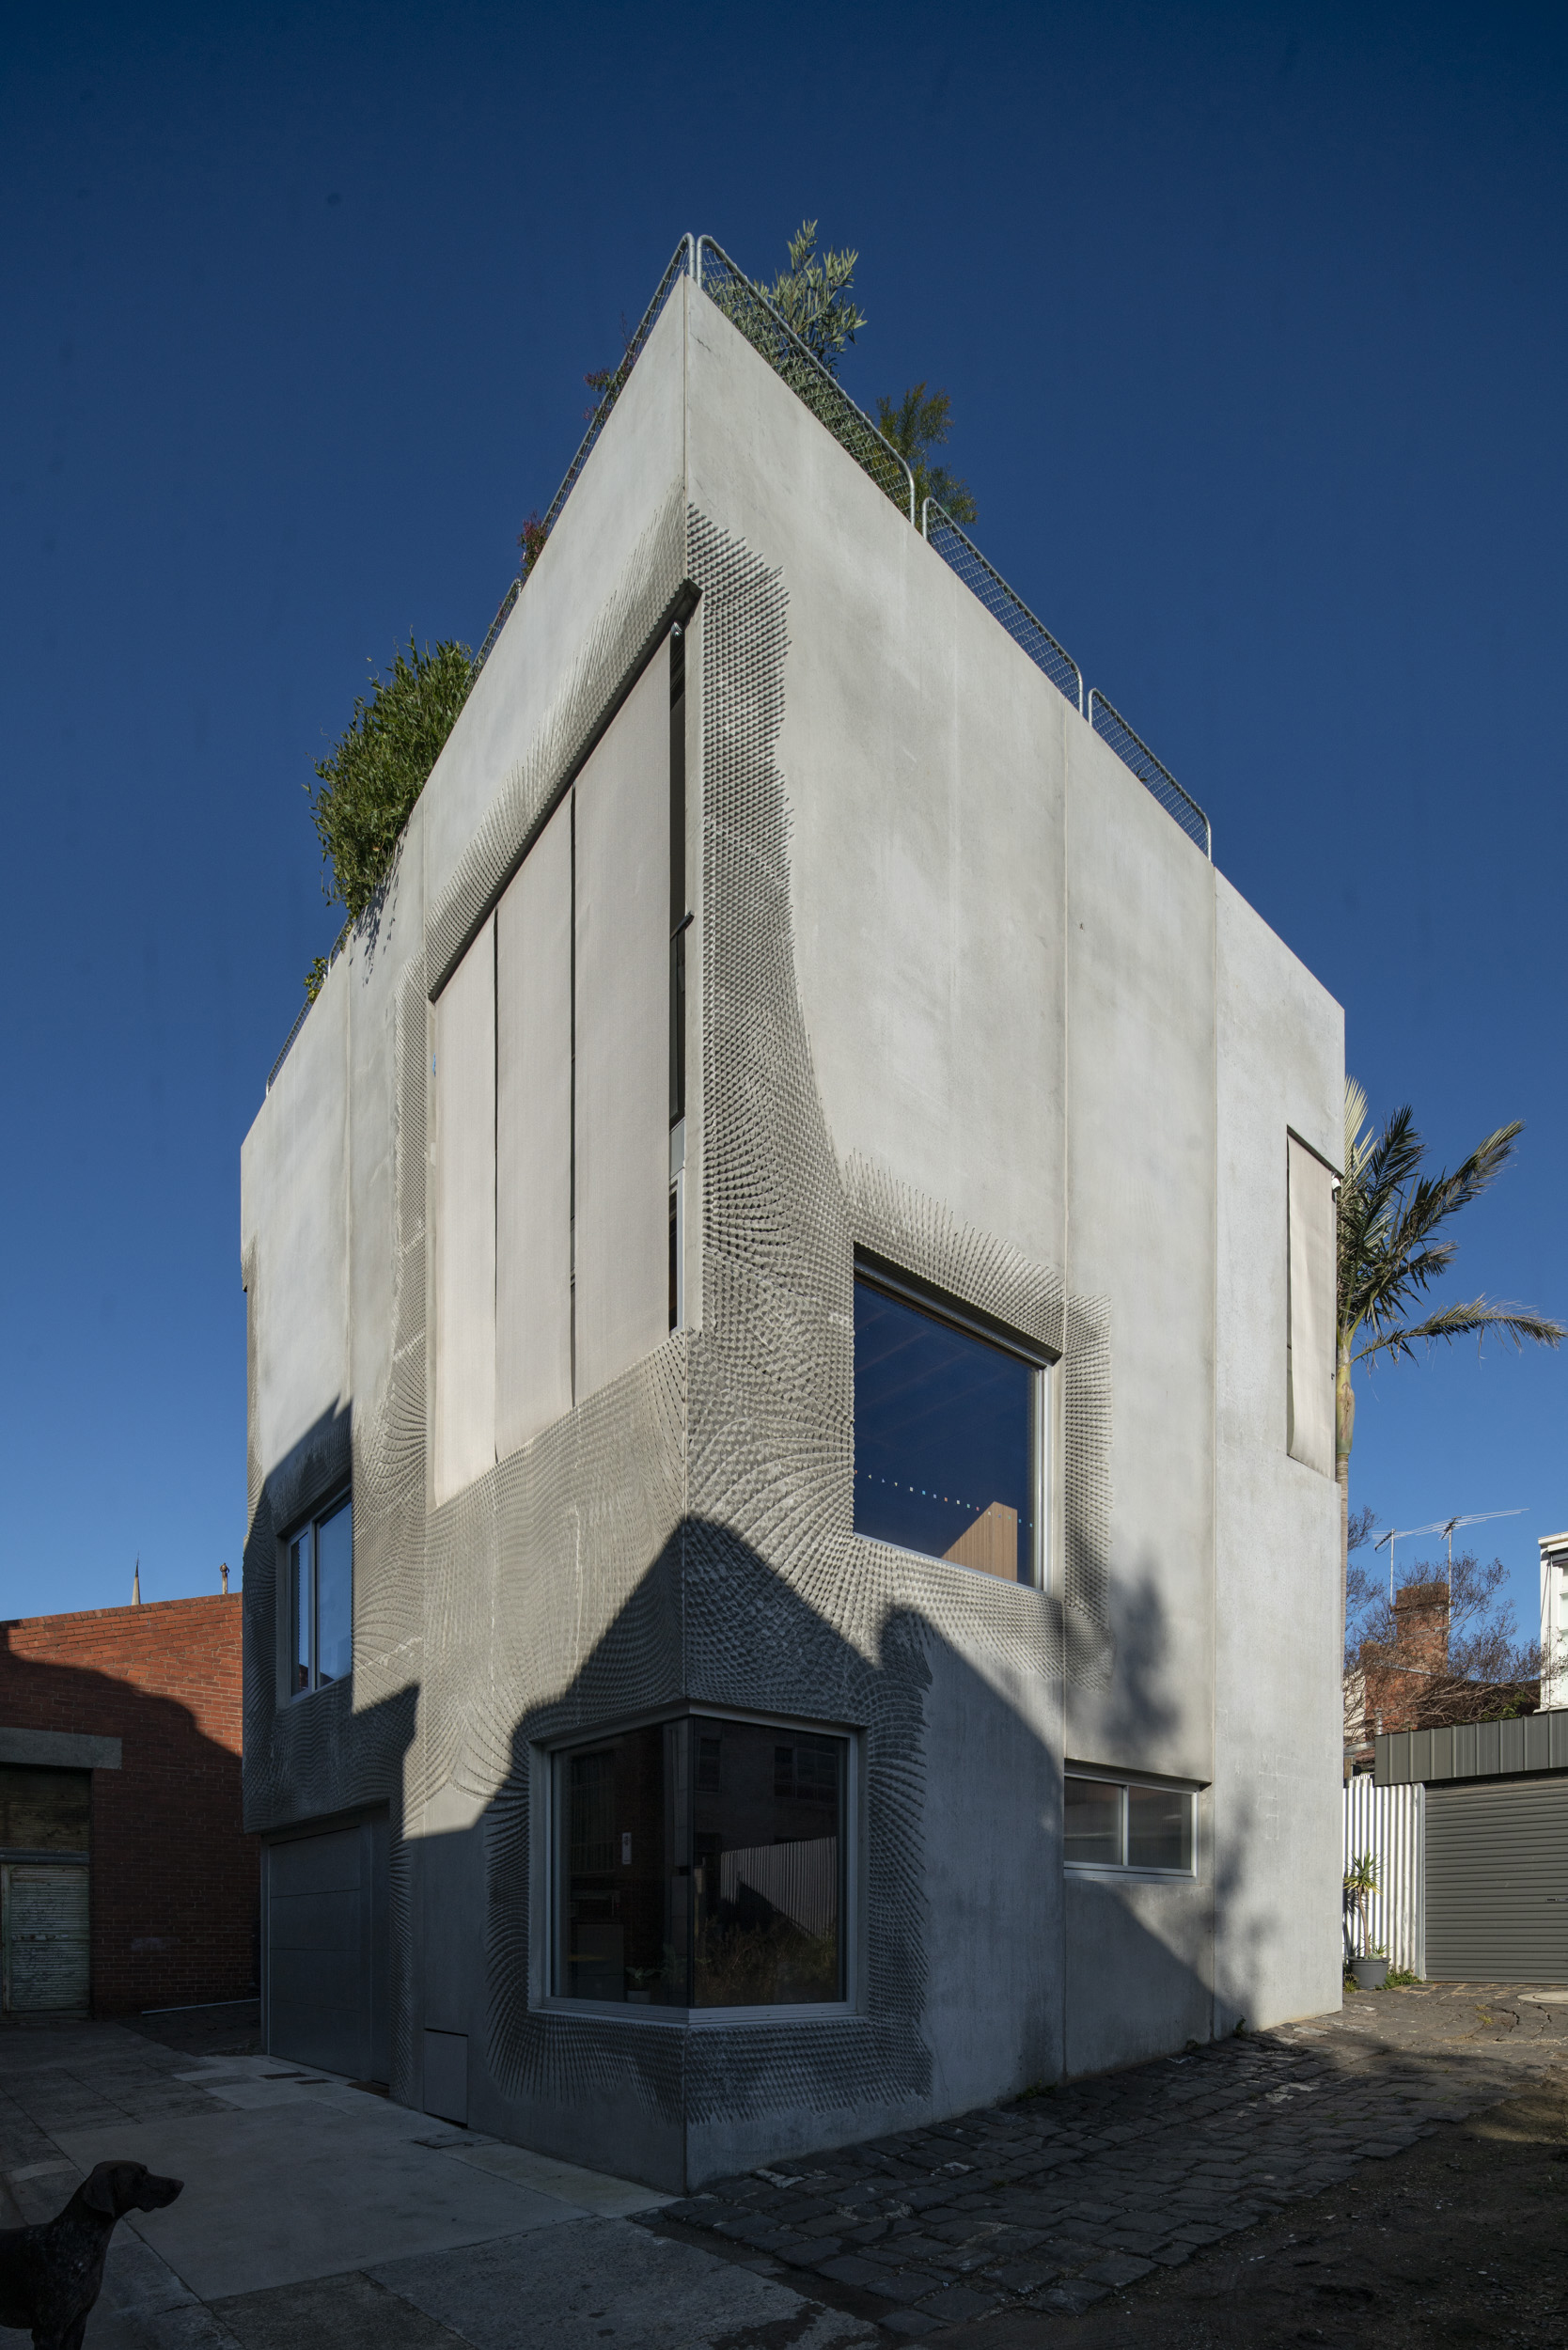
[1342, 1778, 1424, 1976]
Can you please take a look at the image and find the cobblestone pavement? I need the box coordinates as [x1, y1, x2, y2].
[642, 1985, 1568, 2340]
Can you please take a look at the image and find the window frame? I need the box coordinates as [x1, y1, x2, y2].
[852, 1256, 1054, 1592]
[537, 1704, 861, 2028]
[1062, 1766, 1200, 1882]
[283, 1489, 353, 1701]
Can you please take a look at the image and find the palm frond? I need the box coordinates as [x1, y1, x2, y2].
[1356, 1296, 1566, 1369]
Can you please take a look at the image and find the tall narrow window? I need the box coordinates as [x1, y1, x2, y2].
[668, 621, 688, 1332]
[1287, 1133, 1338, 1477]
[288, 1493, 353, 1697]
[554, 1715, 849, 2012]
[853, 1270, 1046, 1586]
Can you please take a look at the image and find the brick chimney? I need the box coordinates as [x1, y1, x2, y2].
[1355, 1579, 1451, 1742]
[1392, 1580, 1450, 1676]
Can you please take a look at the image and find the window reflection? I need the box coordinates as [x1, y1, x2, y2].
[1064, 1776, 1121, 1866]
[288, 1495, 353, 1697]
[1128, 1783, 1193, 1872]
[555, 1716, 847, 2011]
[853, 1277, 1039, 1584]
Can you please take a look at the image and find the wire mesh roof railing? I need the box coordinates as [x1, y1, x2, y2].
[1087, 689, 1211, 859]
[267, 230, 1217, 1097]
[693, 237, 916, 525]
[471, 577, 520, 682]
[534, 236, 696, 552]
[510, 227, 1208, 860]
[922, 498, 1083, 714]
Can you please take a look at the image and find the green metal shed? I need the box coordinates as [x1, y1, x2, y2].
[1376, 1711, 1568, 1983]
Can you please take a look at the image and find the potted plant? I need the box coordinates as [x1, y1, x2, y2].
[1343, 1851, 1388, 1987]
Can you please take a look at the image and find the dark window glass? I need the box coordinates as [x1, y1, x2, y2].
[315, 1497, 353, 1684]
[555, 1718, 847, 2011]
[559, 1724, 690, 2007]
[1064, 1777, 1121, 1866]
[692, 1720, 843, 2009]
[1127, 1785, 1193, 1872]
[0, 1765, 90, 1853]
[290, 1527, 313, 1693]
[854, 1277, 1037, 1584]
[288, 1496, 351, 1697]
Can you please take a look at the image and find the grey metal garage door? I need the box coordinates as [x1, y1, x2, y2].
[1426, 1777, 1568, 1982]
[265, 1815, 388, 2078]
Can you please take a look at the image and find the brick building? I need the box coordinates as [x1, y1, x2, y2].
[0, 1595, 258, 2016]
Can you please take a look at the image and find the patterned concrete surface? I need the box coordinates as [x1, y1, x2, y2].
[641, 1986, 1568, 2338]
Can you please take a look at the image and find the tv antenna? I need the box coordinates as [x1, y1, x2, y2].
[1372, 1521, 1447, 1604]
[1435, 1510, 1525, 1595]
[1372, 1510, 1526, 1601]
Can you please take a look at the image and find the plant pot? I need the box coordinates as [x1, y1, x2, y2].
[1350, 1956, 1389, 1990]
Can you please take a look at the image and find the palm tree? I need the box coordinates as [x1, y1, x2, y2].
[1336, 1077, 1563, 1632]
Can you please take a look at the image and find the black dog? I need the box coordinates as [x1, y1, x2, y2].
[0, 2159, 183, 2350]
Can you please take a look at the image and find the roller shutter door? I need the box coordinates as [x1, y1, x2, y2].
[265, 1816, 388, 2078]
[2, 1864, 89, 2014]
[1425, 1778, 1568, 1982]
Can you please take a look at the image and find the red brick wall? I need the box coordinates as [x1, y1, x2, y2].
[0, 1597, 258, 2016]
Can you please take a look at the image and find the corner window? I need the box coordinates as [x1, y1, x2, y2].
[288, 1494, 352, 1697]
[553, 1716, 849, 2013]
[853, 1268, 1047, 1586]
[1064, 1773, 1195, 1875]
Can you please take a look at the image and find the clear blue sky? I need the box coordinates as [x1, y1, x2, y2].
[3, 2, 1563, 1637]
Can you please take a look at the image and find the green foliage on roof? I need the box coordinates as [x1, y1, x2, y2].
[303, 634, 473, 998]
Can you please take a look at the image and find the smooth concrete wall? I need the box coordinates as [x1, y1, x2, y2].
[1212, 876, 1343, 2031]
[1064, 1869, 1212, 2075]
[1061, 716, 1217, 1785]
[241, 963, 348, 1482]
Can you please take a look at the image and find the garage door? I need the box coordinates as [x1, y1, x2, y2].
[266, 1815, 388, 2079]
[1426, 1778, 1568, 1982]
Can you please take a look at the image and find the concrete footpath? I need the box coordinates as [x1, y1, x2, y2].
[0, 2022, 872, 2349]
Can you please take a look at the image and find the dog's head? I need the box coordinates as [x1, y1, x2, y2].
[80, 2162, 184, 2217]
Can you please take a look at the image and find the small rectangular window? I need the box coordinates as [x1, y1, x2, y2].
[1127, 1783, 1193, 1872]
[287, 1494, 352, 1698]
[853, 1270, 1046, 1586]
[553, 1716, 849, 2013]
[1065, 1773, 1195, 1876]
[1064, 1775, 1122, 1866]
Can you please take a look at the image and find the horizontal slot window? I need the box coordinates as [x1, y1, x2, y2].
[1064, 1774, 1196, 1876]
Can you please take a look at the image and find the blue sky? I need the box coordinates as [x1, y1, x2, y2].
[3, 2, 1563, 1636]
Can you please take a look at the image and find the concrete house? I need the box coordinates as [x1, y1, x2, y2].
[241, 238, 1344, 2189]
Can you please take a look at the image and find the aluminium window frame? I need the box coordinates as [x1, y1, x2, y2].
[1062, 1762, 1201, 1883]
[852, 1253, 1056, 1593]
[534, 1701, 862, 2029]
[281, 1488, 353, 1703]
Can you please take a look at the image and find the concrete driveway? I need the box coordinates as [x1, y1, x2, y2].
[0, 2026, 873, 2349]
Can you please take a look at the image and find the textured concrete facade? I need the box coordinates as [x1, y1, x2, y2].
[241, 276, 1344, 2189]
